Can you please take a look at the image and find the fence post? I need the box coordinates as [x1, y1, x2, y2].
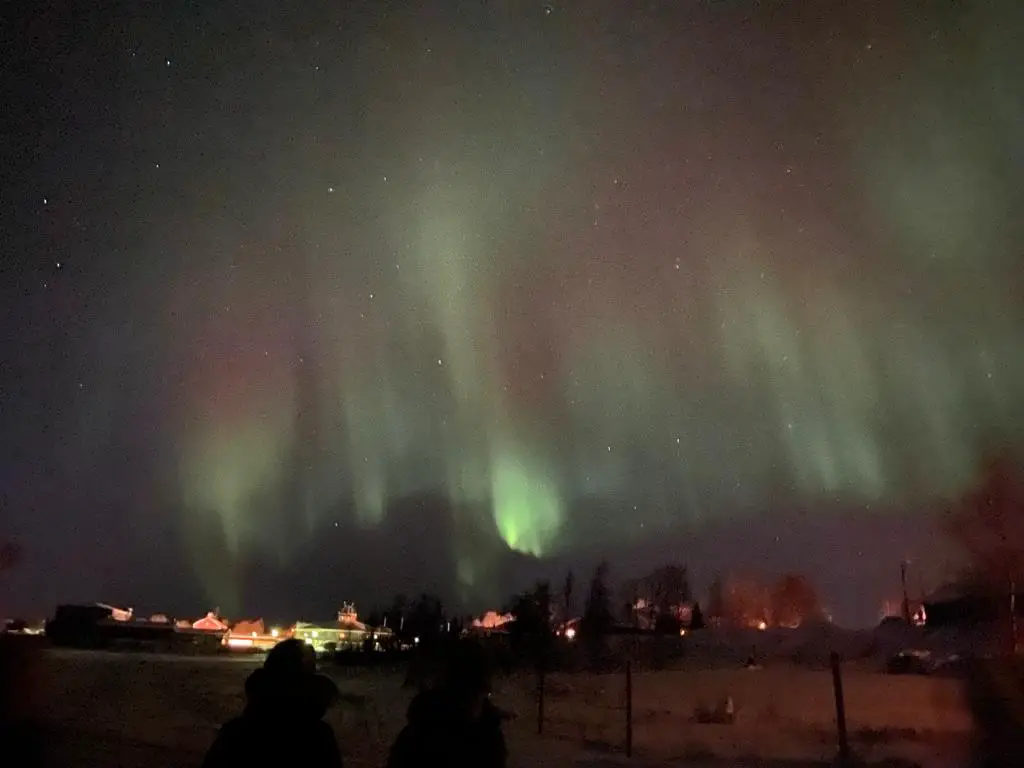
[537, 661, 545, 736]
[830, 651, 850, 762]
[625, 660, 633, 758]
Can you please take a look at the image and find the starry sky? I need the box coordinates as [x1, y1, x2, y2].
[3, 1, 1023, 625]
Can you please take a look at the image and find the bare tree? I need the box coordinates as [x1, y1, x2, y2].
[947, 455, 1024, 764]
[769, 573, 823, 628]
[625, 564, 692, 630]
[709, 573, 770, 628]
[707, 574, 725, 624]
[947, 454, 1024, 653]
[654, 565, 690, 624]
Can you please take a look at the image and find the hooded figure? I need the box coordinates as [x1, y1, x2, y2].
[202, 639, 343, 768]
[0, 635, 47, 768]
[387, 641, 507, 768]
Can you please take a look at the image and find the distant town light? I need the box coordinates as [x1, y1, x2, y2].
[564, 627, 576, 641]
[757, 621, 767, 631]
[271, 628, 280, 638]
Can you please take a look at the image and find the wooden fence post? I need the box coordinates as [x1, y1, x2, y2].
[537, 662, 545, 736]
[625, 660, 633, 757]
[830, 651, 850, 762]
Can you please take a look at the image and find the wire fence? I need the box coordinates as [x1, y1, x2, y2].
[491, 647, 972, 764]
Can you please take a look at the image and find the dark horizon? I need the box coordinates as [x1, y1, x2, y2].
[2, 488, 961, 628]
[3, 1, 1022, 628]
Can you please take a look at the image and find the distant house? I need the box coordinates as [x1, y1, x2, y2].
[232, 619, 265, 636]
[293, 605, 392, 652]
[628, 598, 697, 630]
[470, 611, 514, 633]
[224, 619, 280, 652]
[149, 614, 170, 624]
[879, 599, 927, 627]
[46, 604, 186, 649]
[192, 612, 229, 632]
[337, 605, 364, 631]
[96, 603, 133, 622]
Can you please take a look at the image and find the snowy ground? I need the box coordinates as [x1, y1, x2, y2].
[36, 648, 971, 767]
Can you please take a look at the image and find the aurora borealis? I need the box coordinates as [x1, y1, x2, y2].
[3, 1, 1023, 623]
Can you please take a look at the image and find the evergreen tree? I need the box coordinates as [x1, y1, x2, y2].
[563, 569, 575, 621]
[690, 602, 705, 630]
[508, 580, 553, 668]
[580, 561, 614, 670]
[581, 561, 614, 635]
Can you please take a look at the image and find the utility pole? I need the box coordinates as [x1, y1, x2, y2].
[900, 561, 911, 624]
[1010, 578, 1018, 655]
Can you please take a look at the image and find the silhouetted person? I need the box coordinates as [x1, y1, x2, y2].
[202, 639, 342, 768]
[388, 640, 507, 768]
[0, 634, 47, 768]
[965, 655, 1024, 767]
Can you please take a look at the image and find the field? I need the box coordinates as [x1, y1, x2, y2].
[35, 648, 973, 767]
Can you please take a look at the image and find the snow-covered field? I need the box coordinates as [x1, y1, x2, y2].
[37, 646, 972, 767]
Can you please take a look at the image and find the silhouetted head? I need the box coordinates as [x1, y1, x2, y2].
[263, 638, 317, 677]
[444, 640, 492, 700]
[244, 638, 335, 719]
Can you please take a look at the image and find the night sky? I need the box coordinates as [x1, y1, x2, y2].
[3, 1, 1023, 625]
